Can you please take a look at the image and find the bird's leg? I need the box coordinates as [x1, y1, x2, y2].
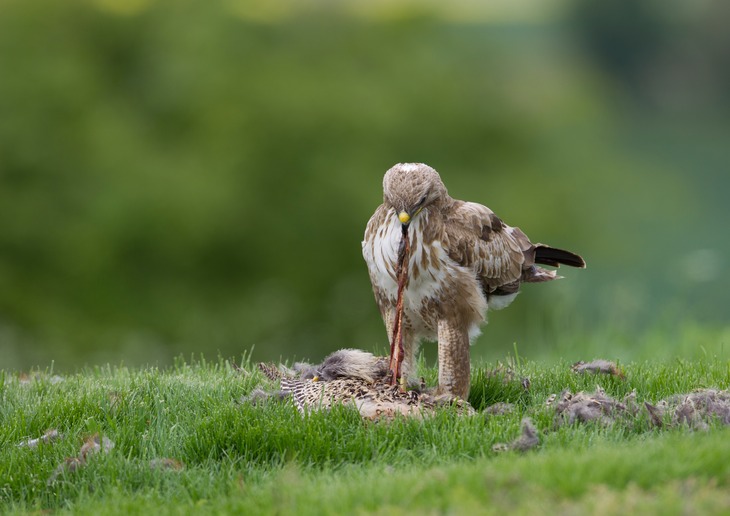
[437, 319, 471, 399]
[389, 224, 410, 389]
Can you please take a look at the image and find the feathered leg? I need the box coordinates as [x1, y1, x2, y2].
[437, 319, 471, 399]
[399, 333, 419, 387]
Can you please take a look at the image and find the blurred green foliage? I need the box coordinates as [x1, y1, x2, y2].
[0, 0, 728, 370]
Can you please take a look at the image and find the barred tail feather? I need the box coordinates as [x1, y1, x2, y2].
[257, 362, 283, 381]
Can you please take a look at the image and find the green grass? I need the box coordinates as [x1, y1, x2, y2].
[2, 353, 729, 515]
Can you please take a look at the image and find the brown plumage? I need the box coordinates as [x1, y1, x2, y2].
[280, 376, 473, 420]
[259, 349, 474, 420]
[362, 163, 585, 398]
[645, 389, 730, 429]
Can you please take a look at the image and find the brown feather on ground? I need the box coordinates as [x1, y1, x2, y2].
[492, 418, 539, 453]
[645, 389, 730, 430]
[572, 360, 625, 378]
[551, 386, 638, 427]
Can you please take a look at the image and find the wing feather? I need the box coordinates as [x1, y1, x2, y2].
[280, 378, 332, 414]
[257, 362, 283, 382]
[443, 201, 533, 292]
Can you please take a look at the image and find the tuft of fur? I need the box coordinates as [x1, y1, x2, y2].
[314, 349, 390, 382]
[259, 349, 389, 383]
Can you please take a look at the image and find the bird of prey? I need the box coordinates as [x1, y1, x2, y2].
[362, 163, 585, 398]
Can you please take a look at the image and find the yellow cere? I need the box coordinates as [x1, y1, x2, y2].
[398, 211, 411, 224]
[312, 376, 319, 382]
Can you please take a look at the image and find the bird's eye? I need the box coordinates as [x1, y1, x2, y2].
[418, 194, 427, 206]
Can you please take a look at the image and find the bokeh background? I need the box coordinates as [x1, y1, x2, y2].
[1, 0, 728, 371]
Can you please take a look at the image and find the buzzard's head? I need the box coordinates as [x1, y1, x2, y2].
[382, 163, 448, 226]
